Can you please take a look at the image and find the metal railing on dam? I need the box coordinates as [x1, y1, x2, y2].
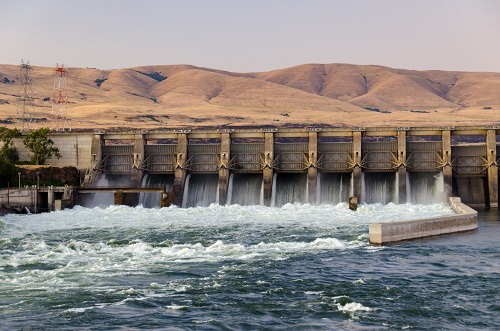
[9, 126, 498, 208]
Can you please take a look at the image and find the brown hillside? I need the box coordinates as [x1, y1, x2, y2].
[0, 63, 499, 130]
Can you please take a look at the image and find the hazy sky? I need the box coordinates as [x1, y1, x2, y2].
[1, 0, 499, 72]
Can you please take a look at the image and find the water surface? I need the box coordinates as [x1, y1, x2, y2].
[1, 203, 498, 330]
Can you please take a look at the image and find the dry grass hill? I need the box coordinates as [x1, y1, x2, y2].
[1, 63, 499, 130]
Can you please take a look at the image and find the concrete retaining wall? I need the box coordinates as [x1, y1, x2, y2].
[12, 133, 93, 170]
[0, 186, 76, 213]
[369, 197, 478, 245]
[0, 188, 37, 212]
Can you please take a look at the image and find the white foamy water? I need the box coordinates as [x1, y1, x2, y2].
[337, 301, 376, 312]
[0, 203, 454, 291]
[1, 202, 454, 234]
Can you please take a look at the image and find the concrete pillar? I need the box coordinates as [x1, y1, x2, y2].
[349, 196, 358, 211]
[174, 133, 188, 206]
[85, 133, 104, 186]
[64, 186, 76, 207]
[63, 185, 71, 200]
[132, 133, 145, 184]
[48, 186, 54, 211]
[397, 130, 407, 204]
[307, 132, 318, 204]
[218, 133, 231, 205]
[31, 186, 38, 213]
[114, 190, 124, 205]
[487, 129, 498, 208]
[174, 134, 188, 186]
[90, 133, 104, 170]
[263, 132, 274, 206]
[352, 131, 362, 201]
[442, 130, 453, 195]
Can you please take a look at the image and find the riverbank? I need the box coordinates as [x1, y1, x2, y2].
[0, 206, 21, 216]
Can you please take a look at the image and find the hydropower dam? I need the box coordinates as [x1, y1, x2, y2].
[5, 125, 500, 210]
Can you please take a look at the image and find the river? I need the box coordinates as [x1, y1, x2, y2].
[0, 203, 499, 330]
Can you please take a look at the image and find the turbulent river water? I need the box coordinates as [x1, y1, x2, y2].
[1, 203, 499, 330]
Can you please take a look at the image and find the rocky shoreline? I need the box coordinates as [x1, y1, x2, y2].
[0, 206, 22, 216]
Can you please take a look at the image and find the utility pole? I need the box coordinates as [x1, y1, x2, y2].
[16, 60, 36, 131]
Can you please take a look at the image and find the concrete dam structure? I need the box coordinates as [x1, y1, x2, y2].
[5, 125, 499, 209]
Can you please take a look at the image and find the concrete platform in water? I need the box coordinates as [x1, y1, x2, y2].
[369, 197, 478, 245]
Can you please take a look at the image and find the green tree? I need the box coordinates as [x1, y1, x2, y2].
[22, 128, 61, 165]
[0, 158, 16, 188]
[0, 127, 21, 163]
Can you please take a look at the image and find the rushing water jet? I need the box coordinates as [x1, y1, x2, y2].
[80, 171, 452, 207]
[139, 174, 174, 208]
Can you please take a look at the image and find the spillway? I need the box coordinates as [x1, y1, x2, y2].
[272, 173, 308, 207]
[182, 174, 219, 208]
[318, 173, 352, 205]
[78, 170, 455, 208]
[407, 172, 447, 204]
[139, 174, 174, 208]
[361, 173, 397, 204]
[79, 174, 134, 207]
[228, 174, 263, 206]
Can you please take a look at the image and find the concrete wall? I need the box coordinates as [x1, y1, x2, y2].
[12, 133, 93, 171]
[0, 186, 76, 213]
[454, 177, 488, 208]
[369, 197, 478, 245]
[0, 188, 37, 211]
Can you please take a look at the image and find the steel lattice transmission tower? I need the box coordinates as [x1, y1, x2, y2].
[16, 60, 36, 130]
[51, 63, 70, 130]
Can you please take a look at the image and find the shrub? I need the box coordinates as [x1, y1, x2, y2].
[0, 127, 21, 163]
[0, 158, 16, 188]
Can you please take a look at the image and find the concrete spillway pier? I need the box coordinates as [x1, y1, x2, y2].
[4, 125, 500, 208]
[369, 197, 478, 245]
